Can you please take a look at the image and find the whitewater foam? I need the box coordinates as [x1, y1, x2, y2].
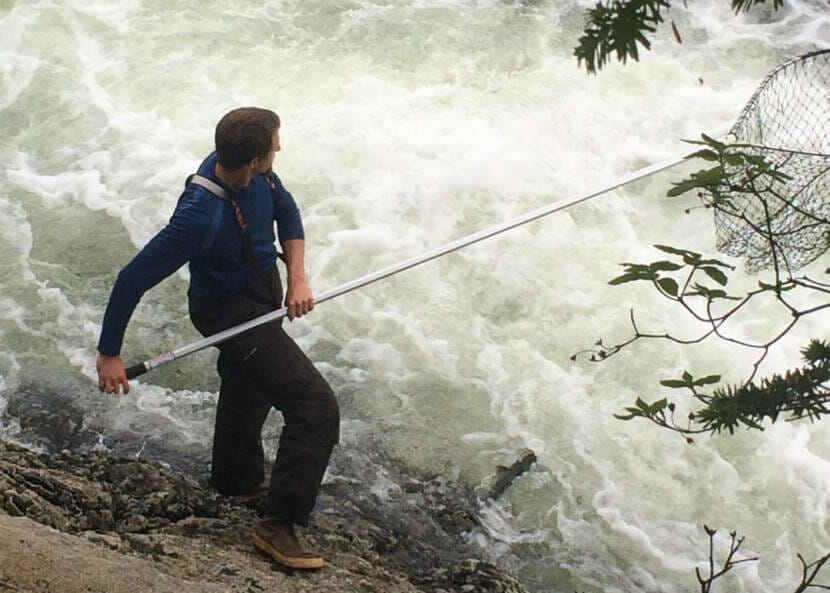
[1, 1, 828, 591]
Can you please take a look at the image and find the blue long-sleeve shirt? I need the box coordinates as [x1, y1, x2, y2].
[97, 152, 304, 356]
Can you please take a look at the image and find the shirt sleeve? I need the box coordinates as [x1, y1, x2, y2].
[268, 172, 305, 243]
[97, 197, 211, 356]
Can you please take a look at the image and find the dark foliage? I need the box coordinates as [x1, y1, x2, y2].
[575, 0, 786, 73]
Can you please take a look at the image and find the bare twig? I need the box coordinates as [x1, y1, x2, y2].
[793, 551, 830, 592]
[695, 526, 758, 593]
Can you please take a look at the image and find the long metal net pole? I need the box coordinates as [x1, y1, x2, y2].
[126, 148, 696, 379]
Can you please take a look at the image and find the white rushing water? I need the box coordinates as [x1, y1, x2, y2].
[1, 0, 829, 590]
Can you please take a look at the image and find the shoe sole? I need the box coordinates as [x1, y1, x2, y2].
[253, 534, 325, 570]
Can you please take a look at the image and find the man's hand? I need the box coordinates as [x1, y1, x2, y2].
[281, 238, 314, 320]
[97, 353, 130, 394]
[285, 279, 314, 320]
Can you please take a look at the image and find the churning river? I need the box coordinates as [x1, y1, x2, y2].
[1, 0, 829, 591]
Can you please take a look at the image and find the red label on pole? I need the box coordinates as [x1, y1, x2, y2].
[148, 352, 176, 368]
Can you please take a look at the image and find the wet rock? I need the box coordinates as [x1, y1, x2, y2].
[0, 439, 527, 593]
[0, 439, 219, 535]
[3, 386, 211, 476]
[4, 387, 103, 452]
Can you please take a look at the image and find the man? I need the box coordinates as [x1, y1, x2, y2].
[96, 107, 339, 570]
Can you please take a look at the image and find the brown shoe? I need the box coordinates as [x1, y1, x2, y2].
[253, 517, 325, 570]
[231, 479, 269, 503]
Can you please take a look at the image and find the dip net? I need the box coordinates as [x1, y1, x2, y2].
[703, 49, 830, 274]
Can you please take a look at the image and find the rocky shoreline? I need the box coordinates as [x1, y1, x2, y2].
[0, 435, 527, 593]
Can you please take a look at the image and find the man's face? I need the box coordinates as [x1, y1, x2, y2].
[252, 128, 281, 174]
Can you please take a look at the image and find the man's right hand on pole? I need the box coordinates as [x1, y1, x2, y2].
[97, 353, 130, 394]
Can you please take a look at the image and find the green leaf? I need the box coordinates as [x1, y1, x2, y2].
[649, 261, 683, 272]
[652, 245, 703, 267]
[609, 272, 650, 285]
[682, 252, 702, 266]
[695, 165, 725, 184]
[609, 263, 657, 284]
[660, 379, 689, 388]
[723, 153, 745, 166]
[687, 148, 720, 162]
[702, 266, 728, 286]
[686, 284, 710, 298]
[618, 403, 653, 419]
[697, 257, 735, 269]
[667, 179, 700, 197]
[620, 263, 651, 273]
[657, 277, 679, 296]
[654, 244, 698, 259]
[693, 374, 721, 386]
[700, 133, 726, 152]
[574, 0, 671, 73]
[648, 398, 668, 414]
[688, 283, 740, 301]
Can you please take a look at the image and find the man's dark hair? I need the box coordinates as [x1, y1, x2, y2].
[215, 107, 280, 170]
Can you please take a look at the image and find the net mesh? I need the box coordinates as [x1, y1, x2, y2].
[702, 49, 830, 274]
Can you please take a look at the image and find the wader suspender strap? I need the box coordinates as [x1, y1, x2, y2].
[188, 174, 262, 286]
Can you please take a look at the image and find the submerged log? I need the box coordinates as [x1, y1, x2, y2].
[488, 449, 537, 500]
